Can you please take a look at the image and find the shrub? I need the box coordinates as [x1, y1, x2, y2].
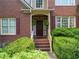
[12, 50, 49, 59]
[0, 50, 49, 59]
[4, 37, 35, 56]
[69, 28, 79, 35]
[0, 48, 4, 52]
[52, 28, 74, 37]
[52, 28, 79, 38]
[0, 52, 10, 59]
[53, 37, 78, 59]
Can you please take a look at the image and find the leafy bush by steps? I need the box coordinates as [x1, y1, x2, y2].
[0, 50, 49, 59]
[12, 50, 48, 59]
[0, 52, 10, 59]
[3, 37, 35, 56]
[0, 37, 49, 59]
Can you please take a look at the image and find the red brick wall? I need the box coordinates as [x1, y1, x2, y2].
[0, 0, 79, 45]
[0, 0, 30, 45]
[55, 6, 76, 16]
[48, 0, 54, 9]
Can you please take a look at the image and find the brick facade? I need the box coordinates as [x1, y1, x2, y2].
[0, 0, 79, 47]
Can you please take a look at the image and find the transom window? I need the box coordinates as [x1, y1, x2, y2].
[0, 18, 16, 35]
[55, 0, 75, 6]
[36, 0, 43, 8]
[55, 16, 76, 28]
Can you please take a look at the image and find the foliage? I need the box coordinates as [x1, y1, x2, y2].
[52, 28, 74, 37]
[71, 42, 79, 59]
[3, 37, 35, 56]
[0, 48, 4, 52]
[12, 50, 48, 59]
[32, 20, 36, 26]
[0, 52, 10, 59]
[43, 20, 49, 26]
[53, 37, 78, 59]
[52, 28, 79, 59]
[0, 50, 48, 59]
[69, 28, 79, 35]
[52, 28, 79, 38]
[0, 37, 49, 59]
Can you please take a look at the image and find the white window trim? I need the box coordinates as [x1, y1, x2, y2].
[35, 0, 44, 9]
[55, 16, 76, 28]
[1, 18, 16, 35]
[72, 16, 76, 27]
[55, 0, 76, 6]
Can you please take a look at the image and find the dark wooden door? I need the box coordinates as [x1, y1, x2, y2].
[36, 21, 43, 36]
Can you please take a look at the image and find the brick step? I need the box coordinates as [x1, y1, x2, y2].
[36, 45, 50, 48]
[34, 39, 50, 51]
[35, 41, 49, 43]
[35, 42, 49, 45]
[36, 48, 50, 51]
[35, 44, 50, 46]
[34, 39, 49, 42]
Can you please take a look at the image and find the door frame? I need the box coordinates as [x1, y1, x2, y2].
[30, 14, 51, 39]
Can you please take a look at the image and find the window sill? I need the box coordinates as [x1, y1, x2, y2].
[55, 5, 76, 7]
[1, 33, 16, 35]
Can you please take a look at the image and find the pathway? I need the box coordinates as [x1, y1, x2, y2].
[48, 52, 57, 59]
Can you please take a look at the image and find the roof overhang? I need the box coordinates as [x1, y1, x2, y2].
[21, 8, 55, 14]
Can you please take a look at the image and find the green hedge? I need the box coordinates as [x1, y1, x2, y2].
[52, 28, 79, 59]
[3, 37, 35, 56]
[53, 37, 79, 59]
[52, 28, 79, 38]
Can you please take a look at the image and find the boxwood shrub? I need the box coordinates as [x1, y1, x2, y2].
[53, 37, 79, 59]
[52, 28, 79, 59]
[52, 28, 79, 38]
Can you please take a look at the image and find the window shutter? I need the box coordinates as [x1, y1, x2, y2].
[16, 18, 20, 35]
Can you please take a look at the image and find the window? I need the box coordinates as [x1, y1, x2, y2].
[55, 16, 76, 28]
[0, 18, 16, 35]
[36, 0, 43, 8]
[55, 0, 75, 6]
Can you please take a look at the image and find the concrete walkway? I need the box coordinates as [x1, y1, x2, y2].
[47, 52, 57, 59]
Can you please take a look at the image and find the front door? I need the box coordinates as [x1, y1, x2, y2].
[36, 21, 43, 36]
